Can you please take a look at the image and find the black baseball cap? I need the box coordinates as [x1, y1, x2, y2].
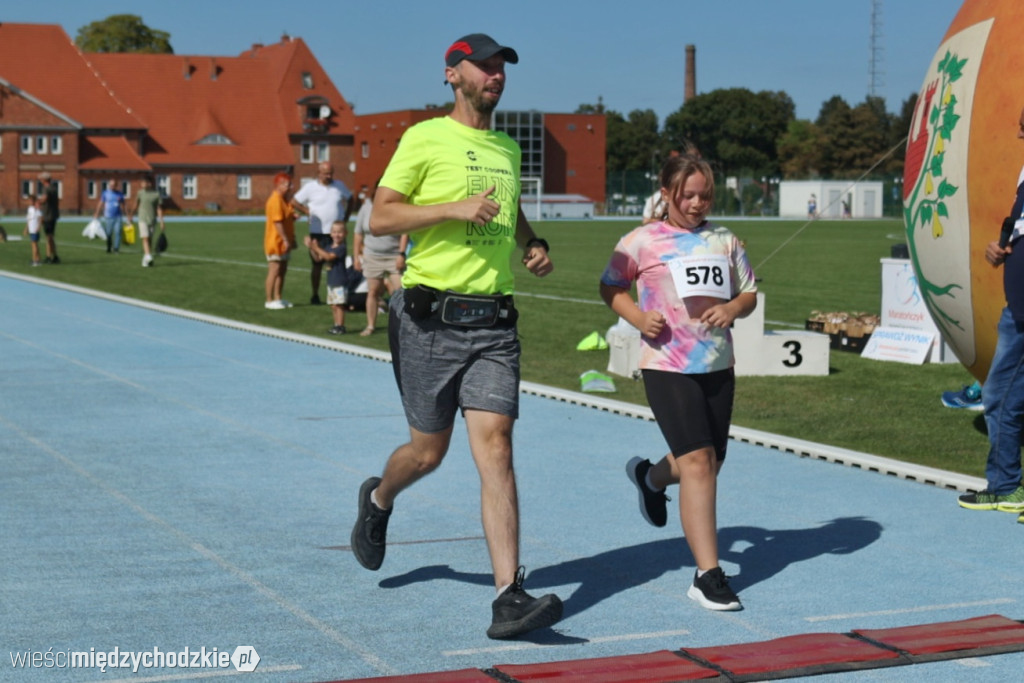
[444, 33, 518, 67]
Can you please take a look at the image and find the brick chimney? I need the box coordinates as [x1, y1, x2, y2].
[685, 44, 696, 103]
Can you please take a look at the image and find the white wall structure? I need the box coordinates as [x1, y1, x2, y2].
[539, 194, 595, 219]
[779, 180, 884, 219]
[732, 292, 830, 376]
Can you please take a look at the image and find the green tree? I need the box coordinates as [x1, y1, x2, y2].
[883, 92, 918, 177]
[816, 95, 892, 178]
[75, 14, 173, 54]
[575, 98, 606, 115]
[606, 108, 662, 172]
[663, 88, 794, 178]
[776, 119, 825, 178]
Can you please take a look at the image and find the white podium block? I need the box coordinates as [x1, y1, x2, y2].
[733, 292, 830, 376]
[605, 293, 830, 378]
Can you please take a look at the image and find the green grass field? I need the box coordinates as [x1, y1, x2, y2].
[0, 215, 988, 477]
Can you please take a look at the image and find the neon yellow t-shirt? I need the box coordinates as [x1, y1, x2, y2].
[380, 116, 521, 294]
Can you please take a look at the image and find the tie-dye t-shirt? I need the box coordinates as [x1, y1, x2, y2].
[600, 220, 757, 374]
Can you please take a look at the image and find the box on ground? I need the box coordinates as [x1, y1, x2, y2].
[806, 311, 880, 352]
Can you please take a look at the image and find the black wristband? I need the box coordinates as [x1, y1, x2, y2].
[525, 237, 550, 252]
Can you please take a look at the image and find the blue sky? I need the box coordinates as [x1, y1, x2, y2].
[5, 0, 965, 122]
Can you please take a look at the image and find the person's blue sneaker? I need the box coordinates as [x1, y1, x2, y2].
[941, 381, 983, 411]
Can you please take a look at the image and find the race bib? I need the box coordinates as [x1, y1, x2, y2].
[668, 254, 731, 300]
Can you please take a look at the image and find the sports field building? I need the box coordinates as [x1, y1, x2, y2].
[778, 180, 885, 219]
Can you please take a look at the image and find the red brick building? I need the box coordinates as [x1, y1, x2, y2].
[352, 108, 606, 208]
[0, 23, 354, 215]
[0, 22, 605, 216]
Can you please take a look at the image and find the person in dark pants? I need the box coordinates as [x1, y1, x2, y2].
[290, 162, 353, 305]
[957, 105, 1024, 520]
[38, 172, 60, 264]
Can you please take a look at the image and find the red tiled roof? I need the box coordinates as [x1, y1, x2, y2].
[87, 36, 354, 167]
[87, 52, 296, 167]
[0, 23, 143, 129]
[240, 37, 355, 136]
[0, 25, 354, 170]
[78, 135, 150, 171]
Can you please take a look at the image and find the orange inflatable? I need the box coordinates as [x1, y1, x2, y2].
[904, 0, 1024, 381]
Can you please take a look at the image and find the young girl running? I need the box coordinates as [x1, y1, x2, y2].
[599, 154, 758, 611]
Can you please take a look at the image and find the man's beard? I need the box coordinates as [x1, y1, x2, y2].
[464, 84, 500, 115]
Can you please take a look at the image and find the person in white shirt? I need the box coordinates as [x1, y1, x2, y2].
[290, 162, 354, 304]
[25, 194, 42, 266]
[641, 190, 666, 224]
[352, 179, 407, 335]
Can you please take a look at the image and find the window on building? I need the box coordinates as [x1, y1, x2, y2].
[316, 141, 329, 162]
[53, 180, 62, 199]
[302, 72, 313, 89]
[50, 136, 62, 154]
[122, 181, 131, 199]
[21, 136, 32, 154]
[21, 180, 33, 197]
[35, 136, 48, 154]
[87, 180, 98, 199]
[300, 141, 314, 163]
[183, 175, 197, 199]
[237, 175, 252, 200]
[361, 142, 369, 159]
[196, 133, 234, 145]
[156, 175, 170, 198]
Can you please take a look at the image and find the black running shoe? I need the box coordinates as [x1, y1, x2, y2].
[486, 567, 563, 640]
[626, 457, 669, 527]
[687, 567, 742, 611]
[350, 477, 390, 570]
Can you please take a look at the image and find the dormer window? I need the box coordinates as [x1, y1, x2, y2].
[196, 134, 234, 145]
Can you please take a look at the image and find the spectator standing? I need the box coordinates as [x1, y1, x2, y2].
[38, 172, 61, 264]
[24, 194, 42, 266]
[305, 221, 349, 334]
[957, 104, 1024, 520]
[264, 172, 297, 309]
[352, 179, 407, 335]
[349, 32, 563, 640]
[290, 162, 353, 304]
